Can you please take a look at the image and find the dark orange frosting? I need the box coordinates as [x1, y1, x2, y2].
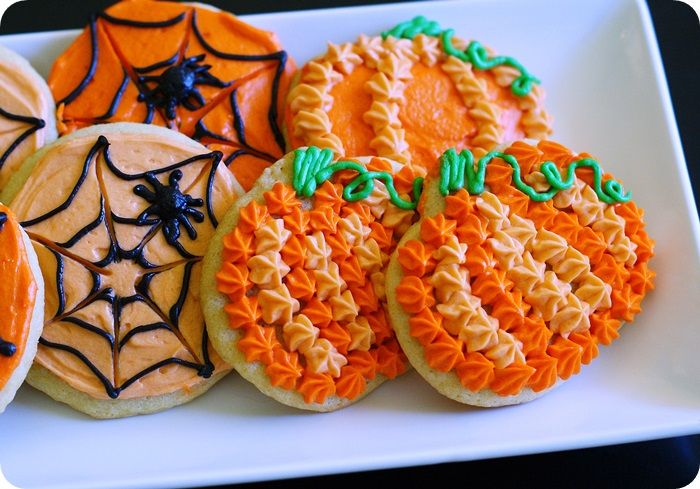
[0, 205, 37, 390]
[49, 0, 295, 191]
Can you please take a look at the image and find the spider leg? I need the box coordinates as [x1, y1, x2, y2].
[162, 219, 181, 245]
[135, 206, 159, 225]
[185, 206, 205, 223]
[138, 75, 161, 83]
[166, 100, 178, 120]
[181, 98, 201, 111]
[196, 73, 229, 88]
[190, 90, 206, 107]
[178, 214, 198, 240]
[143, 172, 163, 188]
[185, 195, 204, 207]
[133, 184, 157, 201]
[193, 63, 212, 73]
[169, 169, 183, 187]
[187, 54, 206, 64]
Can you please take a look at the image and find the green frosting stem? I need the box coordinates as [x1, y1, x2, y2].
[381, 16, 539, 97]
[292, 147, 423, 210]
[381, 15, 442, 39]
[438, 148, 631, 204]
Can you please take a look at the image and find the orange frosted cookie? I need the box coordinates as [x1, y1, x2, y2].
[0, 204, 44, 413]
[2, 123, 241, 418]
[0, 44, 57, 189]
[49, 0, 295, 191]
[386, 140, 654, 406]
[284, 16, 551, 173]
[201, 146, 424, 411]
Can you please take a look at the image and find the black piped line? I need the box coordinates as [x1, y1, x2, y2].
[51, 248, 66, 318]
[190, 10, 288, 152]
[62, 316, 114, 348]
[204, 150, 222, 227]
[102, 139, 219, 181]
[168, 260, 194, 328]
[118, 357, 209, 391]
[223, 149, 250, 167]
[133, 51, 179, 74]
[0, 338, 16, 357]
[229, 88, 246, 147]
[38, 337, 119, 398]
[55, 196, 106, 249]
[192, 119, 229, 143]
[118, 322, 170, 350]
[95, 70, 129, 120]
[0, 107, 45, 171]
[98, 11, 186, 28]
[57, 15, 99, 107]
[21, 136, 107, 227]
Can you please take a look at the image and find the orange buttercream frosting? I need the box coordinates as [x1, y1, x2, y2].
[48, 0, 295, 191]
[0, 49, 53, 189]
[217, 157, 423, 404]
[10, 130, 238, 400]
[395, 140, 654, 397]
[285, 29, 551, 172]
[0, 205, 38, 390]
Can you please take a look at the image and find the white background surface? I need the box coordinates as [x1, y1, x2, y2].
[0, 0, 699, 488]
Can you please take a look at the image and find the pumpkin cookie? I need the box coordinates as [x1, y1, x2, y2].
[386, 140, 655, 406]
[2, 123, 241, 418]
[0, 204, 44, 413]
[0, 44, 57, 190]
[201, 146, 424, 411]
[49, 0, 295, 191]
[284, 16, 552, 173]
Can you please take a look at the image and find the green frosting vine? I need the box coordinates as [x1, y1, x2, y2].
[381, 16, 539, 97]
[439, 148, 631, 204]
[292, 146, 423, 210]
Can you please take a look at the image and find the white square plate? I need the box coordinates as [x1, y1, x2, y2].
[1, 1, 699, 488]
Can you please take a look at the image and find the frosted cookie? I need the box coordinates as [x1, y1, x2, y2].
[2, 123, 241, 418]
[48, 0, 295, 191]
[0, 44, 57, 189]
[0, 204, 44, 413]
[386, 140, 655, 406]
[284, 16, 551, 173]
[201, 147, 424, 411]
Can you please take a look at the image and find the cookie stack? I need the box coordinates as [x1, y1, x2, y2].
[0, 1, 654, 418]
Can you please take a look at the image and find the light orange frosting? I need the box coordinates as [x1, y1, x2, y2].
[10, 131, 239, 400]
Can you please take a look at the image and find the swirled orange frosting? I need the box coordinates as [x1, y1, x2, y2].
[395, 140, 654, 397]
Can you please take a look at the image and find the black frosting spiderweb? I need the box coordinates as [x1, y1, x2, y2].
[21, 135, 223, 398]
[59, 8, 289, 162]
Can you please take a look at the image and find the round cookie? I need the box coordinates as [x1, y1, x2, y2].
[386, 140, 655, 406]
[3, 123, 241, 418]
[201, 147, 424, 411]
[48, 0, 295, 192]
[0, 44, 57, 190]
[0, 204, 44, 413]
[284, 16, 552, 173]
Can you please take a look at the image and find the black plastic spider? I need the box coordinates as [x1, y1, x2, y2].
[137, 54, 229, 120]
[133, 170, 204, 245]
[0, 212, 6, 231]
